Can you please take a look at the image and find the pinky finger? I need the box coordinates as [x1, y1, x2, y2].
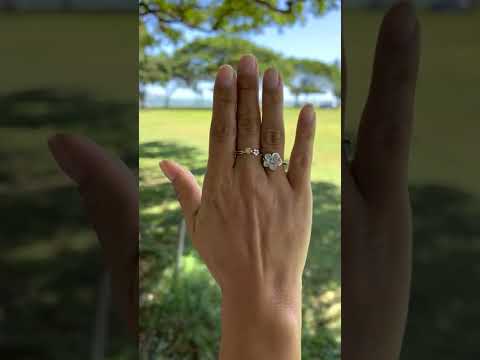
[287, 104, 316, 189]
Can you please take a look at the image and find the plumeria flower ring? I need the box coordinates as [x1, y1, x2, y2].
[263, 152, 286, 171]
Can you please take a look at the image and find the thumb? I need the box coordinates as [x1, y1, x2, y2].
[48, 133, 138, 336]
[159, 160, 202, 233]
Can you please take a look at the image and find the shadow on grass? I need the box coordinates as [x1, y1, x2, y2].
[0, 89, 135, 129]
[1, 187, 86, 243]
[308, 181, 341, 288]
[0, 88, 138, 173]
[0, 187, 135, 359]
[303, 182, 341, 359]
[139, 141, 205, 185]
[139, 141, 207, 294]
[0, 89, 137, 359]
[402, 184, 480, 359]
[139, 139, 341, 359]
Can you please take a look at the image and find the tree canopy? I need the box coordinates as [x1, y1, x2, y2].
[138, 1, 341, 107]
[287, 58, 340, 105]
[140, 0, 339, 46]
[139, 35, 340, 108]
[171, 36, 292, 80]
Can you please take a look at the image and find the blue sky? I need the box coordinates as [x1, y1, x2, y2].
[148, 8, 341, 104]
[244, 9, 341, 63]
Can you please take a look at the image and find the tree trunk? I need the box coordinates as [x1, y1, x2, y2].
[294, 93, 300, 107]
[139, 89, 146, 109]
[174, 219, 186, 283]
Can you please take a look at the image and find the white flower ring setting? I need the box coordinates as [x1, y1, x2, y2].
[263, 152, 287, 171]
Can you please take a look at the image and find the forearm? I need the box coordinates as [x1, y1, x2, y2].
[219, 286, 302, 360]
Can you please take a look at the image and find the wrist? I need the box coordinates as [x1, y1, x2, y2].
[219, 283, 302, 360]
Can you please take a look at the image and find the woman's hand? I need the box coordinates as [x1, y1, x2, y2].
[48, 134, 138, 336]
[342, 2, 420, 359]
[160, 54, 316, 359]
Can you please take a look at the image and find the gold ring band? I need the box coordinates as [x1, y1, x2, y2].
[234, 147, 261, 157]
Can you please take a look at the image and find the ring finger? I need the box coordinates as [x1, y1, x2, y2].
[261, 67, 285, 177]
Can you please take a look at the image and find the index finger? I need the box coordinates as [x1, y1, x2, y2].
[205, 65, 237, 182]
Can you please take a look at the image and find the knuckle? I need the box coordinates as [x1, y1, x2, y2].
[214, 89, 235, 105]
[211, 120, 235, 143]
[296, 125, 314, 141]
[237, 121, 258, 135]
[237, 108, 259, 135]
[262, 88, 282, 104]
[262, 128, 284, 146]
[238, 74, 257, 90]
[293, 152, 310, 169]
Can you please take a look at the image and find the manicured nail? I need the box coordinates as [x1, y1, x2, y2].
[263, 68, 279, 90]
[385, 1, 418, 46]
[48, 134, 84, 183]
[216, 65, 234, 88]
[238, 54, 257, 75]
[159, 160, 176, 182]
[302, 104, 316, 125]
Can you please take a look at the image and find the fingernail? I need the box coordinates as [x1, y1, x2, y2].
[303, 104, 316, 124]
[263, 68, 279, 90]
[48, 134, 85, 183]
[216, 65, 234, 88]
[238, 54, 257, 75]
[385, 1, 418, 45]
[159, 160, 176, 182]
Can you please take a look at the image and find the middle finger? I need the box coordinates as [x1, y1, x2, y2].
[235, 55, 262, 169]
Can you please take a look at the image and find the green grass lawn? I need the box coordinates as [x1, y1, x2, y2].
[1, 101, 136, 359]
[139, 107, 341, 359]
[1, 15, 137, 354]
[140, 107, 340, 186]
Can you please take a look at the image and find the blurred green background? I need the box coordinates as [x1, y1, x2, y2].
[139, 108, 340, 359]
[139, 1, 341, 358]
[0, 10, 137, 360]
[344, 4, 480, 359]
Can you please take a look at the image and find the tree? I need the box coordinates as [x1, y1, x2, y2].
[285, 58, 337, 106]
[139, 53, 170, 108]
[139, 0, 339, 46]
[140, 36, 294, 108]
[138, 1, 340, 108]
[330, 59, 341, 99]
[171, 35, 292, 79]
[139, 53, 199, 108]
[140, 37, 340, 109]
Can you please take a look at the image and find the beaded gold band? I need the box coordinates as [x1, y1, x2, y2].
[234, 147, 261, 157]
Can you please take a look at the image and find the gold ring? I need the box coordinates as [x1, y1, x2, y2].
[234, 147, 261, 157]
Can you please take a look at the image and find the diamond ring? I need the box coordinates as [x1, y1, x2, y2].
[263, 152, 287, 171]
